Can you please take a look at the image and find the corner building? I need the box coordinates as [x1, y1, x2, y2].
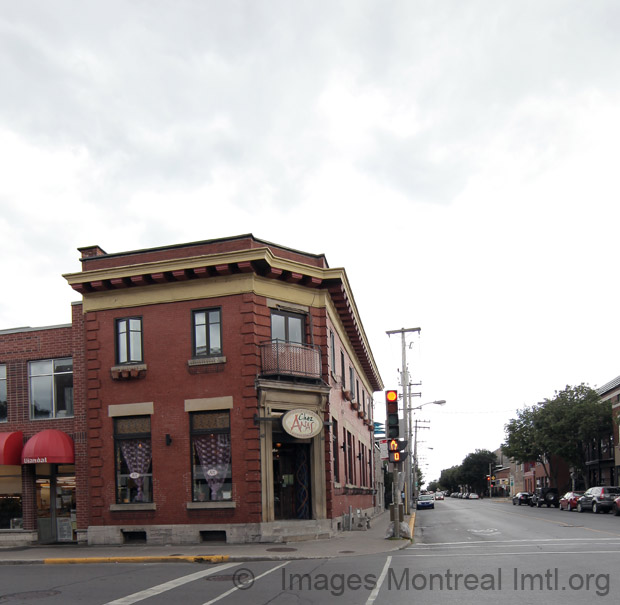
[64, 235, 383, 545]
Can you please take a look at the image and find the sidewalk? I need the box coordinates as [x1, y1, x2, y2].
[0, 511, 414, 565]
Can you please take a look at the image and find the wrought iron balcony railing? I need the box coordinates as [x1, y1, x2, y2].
[259, 340, 322, 380]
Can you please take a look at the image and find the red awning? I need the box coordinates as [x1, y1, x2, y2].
[22, 429, 74, 464]
[0, 431, 23, 465]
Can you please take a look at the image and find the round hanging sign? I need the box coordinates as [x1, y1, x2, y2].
[281, 408, 323, 439]
[129, 472, 140, 480]
[207, 469, 219, 477]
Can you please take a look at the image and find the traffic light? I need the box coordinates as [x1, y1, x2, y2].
[388, 438, 408, 463]
[385, 390, 399, 438]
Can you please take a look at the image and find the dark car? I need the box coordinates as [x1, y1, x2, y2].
[577, 486, 620, 514]
[512, 492, 532, 506]
[559, 491, 585, 511]
[529, 487, 559, 508]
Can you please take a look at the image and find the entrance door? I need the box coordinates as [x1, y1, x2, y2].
[273, 439, 312, 520]
[36, 464, 76, 543]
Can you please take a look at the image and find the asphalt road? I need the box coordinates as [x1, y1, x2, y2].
[1, 498, 619, 604]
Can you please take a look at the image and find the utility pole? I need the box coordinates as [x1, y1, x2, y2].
[412, 419, 430, 501]
[386, 327, 420, 521]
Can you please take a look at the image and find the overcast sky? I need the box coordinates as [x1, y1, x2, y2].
[2, 1, 620, 485]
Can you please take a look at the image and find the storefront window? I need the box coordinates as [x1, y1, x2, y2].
[115, 416, 152, 503]
[191, 411, 232, 502]
[0, 466, 22, 529]
[0, 364, 7, 422]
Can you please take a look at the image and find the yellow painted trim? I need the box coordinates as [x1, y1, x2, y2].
[108, 402, 154, 417]
[184, 396, 233, 411]
[44, 555, 230, 565]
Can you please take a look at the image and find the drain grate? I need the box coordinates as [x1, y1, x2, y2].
[266, 547, 298, 552]
[339, 550, 355, 554]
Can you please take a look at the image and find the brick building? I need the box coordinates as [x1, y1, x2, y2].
[0, 306, 88, 545]
[56, 234, 382, 545]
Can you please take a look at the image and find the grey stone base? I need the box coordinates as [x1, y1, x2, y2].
[87, 519, 338, 546]
[0, 530, 38, 547]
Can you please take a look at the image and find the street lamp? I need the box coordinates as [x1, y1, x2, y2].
[408, 400, 446, 504]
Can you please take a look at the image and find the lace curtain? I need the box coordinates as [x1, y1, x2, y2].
[120, 439, 152, 502]
[194, 433, 231, 500]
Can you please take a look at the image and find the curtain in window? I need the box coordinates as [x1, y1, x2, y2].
[194, 434, 231, 500]
[120, 439, 152, 502]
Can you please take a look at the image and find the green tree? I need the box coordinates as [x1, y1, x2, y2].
[439, 465, 461, 492]
[504, 384, 612, 488]
[457, 450, 496, 494]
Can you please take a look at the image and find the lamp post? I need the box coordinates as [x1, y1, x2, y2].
[408, 400, 446, 503]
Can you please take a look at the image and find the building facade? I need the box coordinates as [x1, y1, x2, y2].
[61, 234, 382, 545]
[0, 306, 88, 545]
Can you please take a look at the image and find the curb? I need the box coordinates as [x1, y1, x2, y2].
[43, 554, 230, 565]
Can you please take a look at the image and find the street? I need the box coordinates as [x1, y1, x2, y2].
[1, 498, 619, 604]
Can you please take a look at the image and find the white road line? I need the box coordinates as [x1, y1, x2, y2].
[365, 555, 391, 605]
[408, 536, 620, 547]
[103, 562, 240, 605]
[408, 541, 620, 550]
[202, 561, 289, 605]
[402, 550, 620, 558]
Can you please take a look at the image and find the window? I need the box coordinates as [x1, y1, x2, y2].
[347, 431, 354, 484]
[332, 419, 340, 484]
[340, 352, 345, 389]
[349, 367, 355, 400]
[0, 365, 6, 422]
[115, 416, 152, 503]
[191, 411, 232, 502]
[193, 309, 222, 357]
[271, 310, 304, 343]
[29, 358, 73, 419]
[343, 426, 348, 484]
[116, 317, 143, 364]
[329, 331, 335, 374]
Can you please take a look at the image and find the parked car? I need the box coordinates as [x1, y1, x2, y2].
[416, 494, 435, 510]
[512, 492, 532, 506]
[529, 487, 559, 508]
[435, 492, 444, 500]
[559, 491, 585, 511]
[577, 486, 620, 513]
[469, 493, 480, 499]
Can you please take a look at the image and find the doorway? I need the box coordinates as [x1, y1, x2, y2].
[36, 464, 76, 543]
[272, 435, 312, 520]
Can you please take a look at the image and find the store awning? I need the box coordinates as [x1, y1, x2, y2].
[22, 429, 74, 464]
[0, 431, 23, 465]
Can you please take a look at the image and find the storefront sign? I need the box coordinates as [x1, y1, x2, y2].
[23, 457, 47, 464]
[281, 409, 323, 439]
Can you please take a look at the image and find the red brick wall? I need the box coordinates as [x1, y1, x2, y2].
[0, 307, 87, 531]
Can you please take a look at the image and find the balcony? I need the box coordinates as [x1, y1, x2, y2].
[259, 340, 322, 382]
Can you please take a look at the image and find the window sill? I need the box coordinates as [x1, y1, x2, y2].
[187, 356, 226, 374]
[186, 501, 236, 510]
[188, 356, 227, 366]
[110, 364, 147, 381]
[110, 503, 156, 512]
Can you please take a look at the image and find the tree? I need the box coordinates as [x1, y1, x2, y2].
[439, 465, 461, 493]
[503, 384, 612, 488]
[427, 480, 440, 493]
[457, 450, 496, 494]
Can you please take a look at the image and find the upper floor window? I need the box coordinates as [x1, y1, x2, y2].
[349, 367, 355, 400]
[115, 416, 152, 503]
[193, 309, 222, 357]
[329, 331, 336, 373]
[116, 318, 143, 364]
[0, 365, 6, 422]
[29, 358, 73, 419]
[271, 310, 304, 344]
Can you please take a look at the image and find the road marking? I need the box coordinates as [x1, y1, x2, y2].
[408, 540, 620, 551]
[366, 555, 391, 605]
[201, 562, 289, 605]
[408, 536, 620, 547]
[103, 562, 240, 605]
[402, 550, 620, 558]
